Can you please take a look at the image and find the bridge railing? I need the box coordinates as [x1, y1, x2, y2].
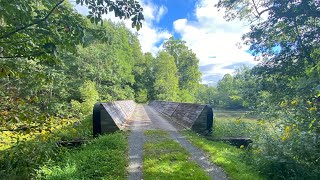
[92, 100, 136, 137]
[92, 100, 213, 136]
[149, 100, 213, 134]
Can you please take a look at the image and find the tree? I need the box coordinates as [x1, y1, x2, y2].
[61, 21, 143, 102]
[163, 37, 202, 102]
[0, 19, 145, 139]
[215, 74, 244, 109]
[216, 0, 320, 113]
[133, 52, 155, 102]
[153, 51, 179, 101]
[0, 1, 85, 62]
[216, 0, 319, 70]
[195, 84, 216, 105]
[233, 66, 260, 108]
[0, 8, 148, 178]
[217, 1, 320, 177]
[0, 0, 144, 63]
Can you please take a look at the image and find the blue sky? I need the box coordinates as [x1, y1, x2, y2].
[73, 0, 257, 85]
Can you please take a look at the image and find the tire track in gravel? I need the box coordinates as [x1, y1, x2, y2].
[127, 104, 228, 180]
[127, 105, 154, 180]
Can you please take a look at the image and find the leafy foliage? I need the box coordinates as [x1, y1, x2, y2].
[77, 0, 144, 30]
[164, 37, 202, 102]
[0, 5, 146, 176]
[36, 132, 128, 180]
[153, 51, 179, 101]
[0, 1, 85, 61]
[0, 114, 93, 179]
[133, 52, 155, 103]
[210, 109, 320, 179]
[0, 0, 144, 62]
[212, 1, 320, 178]
[195, 84, 216, 105]
[71, 80, 99, 115]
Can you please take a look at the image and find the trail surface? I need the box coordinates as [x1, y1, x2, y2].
[127, 104, 228, 180]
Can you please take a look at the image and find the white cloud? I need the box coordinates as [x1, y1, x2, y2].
[131, 1, 171, 55]
[71, 0, 256, 84]
[156, 6, 168, 22]
[72, 0, 171, 55]
[173, 0, 258, 84]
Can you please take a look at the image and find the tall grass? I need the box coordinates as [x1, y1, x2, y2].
[36, 132, 128, 180]
[0, 114, 92, 179]
[0, 114, 128, 179]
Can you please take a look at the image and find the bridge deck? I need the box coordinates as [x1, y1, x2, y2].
[127, 104, 228, 180]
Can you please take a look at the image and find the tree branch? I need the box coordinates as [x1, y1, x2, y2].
[0, 0, 65, 39]
[251, 0, 271, 18]
[258, 8, 272, 16]
[251, 0, 261, 18]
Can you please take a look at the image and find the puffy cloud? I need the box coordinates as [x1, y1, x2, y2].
[72, 0, 171, 55]
[71, 0, 257, 84]
[131, 1, 171, 55]
[173, 0, 257, 84]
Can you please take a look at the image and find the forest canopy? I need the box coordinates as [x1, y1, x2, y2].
[0, 0, 320, 179]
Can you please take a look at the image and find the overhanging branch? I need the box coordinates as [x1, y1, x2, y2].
[0, 0, 65, 39]
[251, 0, 271, 18]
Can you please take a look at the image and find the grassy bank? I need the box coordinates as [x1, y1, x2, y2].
[36, 132, 128, 180]
[183, 131, 265, 180]
[189, 109, 319, 180]
[0, 114, 128, 179]
[143, 130, 210, 180]
[212, 109, 260, 138]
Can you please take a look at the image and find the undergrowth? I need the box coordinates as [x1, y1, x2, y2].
[36, 132, 127, 180]
[204, 109, 320, 180]
[0, 113, 128, 180]
[0, 114, 93, 179]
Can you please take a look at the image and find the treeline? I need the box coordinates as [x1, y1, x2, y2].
[195, 66, 257, 109]
[0, 1, 203, 141]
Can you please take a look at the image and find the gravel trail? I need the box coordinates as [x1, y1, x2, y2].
[127, 105, 153, 180]
[127, 104, 229, 180]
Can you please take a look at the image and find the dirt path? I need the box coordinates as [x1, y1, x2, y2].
[127, 104, 228, 180]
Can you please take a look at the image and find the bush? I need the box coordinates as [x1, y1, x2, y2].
[36, 132, 128, 180]
[212, 109, 320, 179]
[0, 114, 93, 179]
[135, 89, 148, 103]
[71, 80, 99, 115]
